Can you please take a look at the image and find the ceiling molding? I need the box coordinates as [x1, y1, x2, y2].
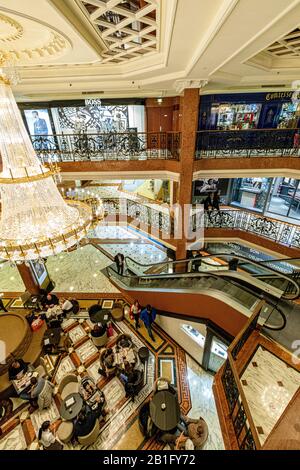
[174, 79, 208, 94]
[49, 0, 106, 58]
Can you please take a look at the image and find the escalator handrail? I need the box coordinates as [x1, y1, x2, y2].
[106, 265, 286, 331]
[124, 253, 300, 298]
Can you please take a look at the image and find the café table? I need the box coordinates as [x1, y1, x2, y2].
[114, 346, 136, 368]
[43, 327, 61, 346]
[150, 390, 181, 432]
[12, 368, 38, 395]
[89, 306, 112, 325]
[43, 327, 62, 353]
[60, 393, 83, 421]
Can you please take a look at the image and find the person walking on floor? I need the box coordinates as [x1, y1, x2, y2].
[140, 304, 157, 342]
[114, 253, 125, 275]
[130, 300, 141, 330]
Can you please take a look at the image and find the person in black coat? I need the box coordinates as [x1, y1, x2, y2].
[114, 253, 125, 275]
[8, 358, 29, 380]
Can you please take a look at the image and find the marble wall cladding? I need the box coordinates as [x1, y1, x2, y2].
[186, 355, 225, 450]
[0, 262, 24, 292]
[0, 424, 27, 450]
[241, 346, 300, 445]
[75, 339, 98, 364]
[46, 244, 119, 293]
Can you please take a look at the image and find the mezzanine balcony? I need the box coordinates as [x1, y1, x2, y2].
[195, 128, 300, 159]
[30, 131, 181, 163]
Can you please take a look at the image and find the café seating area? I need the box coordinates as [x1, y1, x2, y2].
[0, 295, 213, 451]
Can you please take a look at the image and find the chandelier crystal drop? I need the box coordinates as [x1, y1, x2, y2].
[0, 76, 93, 261]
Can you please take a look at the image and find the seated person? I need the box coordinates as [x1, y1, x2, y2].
[43, 293, 59, 309]
[98, 348, 116, 377]
[161, 431, 194, 450]
[103, 348, 115, 368]
[79, 377, 106, 419]
[8, 358, 29, 381]
[19, 376, 46, 404]
[73, 405, 97, 440]
[61, 298, 74, 317]
[91, 323, 106, 338]
[119, 365, 142, 401]
[117, 335, 132, 349]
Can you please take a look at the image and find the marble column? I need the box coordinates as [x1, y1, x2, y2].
[17, 264, 40, 295]
[175, 88, 199, 269]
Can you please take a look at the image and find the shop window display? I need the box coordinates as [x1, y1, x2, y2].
[231, 178, 271, 212]
[215, 103, 262, 130]
[266, 178, 300, 220]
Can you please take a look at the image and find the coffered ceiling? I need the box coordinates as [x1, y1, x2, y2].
[2, 0, 300, 100]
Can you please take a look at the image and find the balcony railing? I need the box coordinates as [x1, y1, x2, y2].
[30, 131, 181, 162]
[195, 128, 300, 159]
[192, 208, 300, 249]
[221, 302, 264, 450]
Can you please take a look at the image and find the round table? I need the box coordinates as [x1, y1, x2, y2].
[150, 390, 180, 432]
[43, 328, 61, 347]
[138, 346, 149, 363]
[60, 393, 83, 421]
[89, 305, 112, 325]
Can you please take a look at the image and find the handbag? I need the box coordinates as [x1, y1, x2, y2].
[31, 317, 45, 332]
[107, 323, 114, 337]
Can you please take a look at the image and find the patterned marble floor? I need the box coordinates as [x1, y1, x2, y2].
[241, 346, 300, 445]
[91, 225, 139, 240]
[99, 242, 168, 275]
[0, 262, 24, 293]
[0, 297, 224, 451]
[46, 245, 119, 294]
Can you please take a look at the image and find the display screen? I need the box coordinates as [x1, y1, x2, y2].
[29, 260, 48, 287]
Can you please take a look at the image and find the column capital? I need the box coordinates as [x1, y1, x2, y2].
[174, 79, 208, 94]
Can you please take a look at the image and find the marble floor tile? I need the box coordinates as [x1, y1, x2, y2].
[99, 241, 168, 274]
[68, 325, 88, 345]
[0, 424, 27, 450]
[54, 356, 76, 384]
[46, 244, 119, 293]
[75, 339, 98, 364]
[186, 355, 224, 450]
[0, 262, 24, 292]
[241, 346, 300, 445]
[30, 402, 60, 437]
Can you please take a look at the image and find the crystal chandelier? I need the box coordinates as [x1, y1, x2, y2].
[0, 66, 94, 262]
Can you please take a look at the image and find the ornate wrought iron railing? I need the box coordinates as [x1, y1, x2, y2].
[84, 197, 174, 237]
[192, 208, 300, 250]
[195, 128, 299, 159]
[30, 131, 181, 162]
[221, 303, 264, 450]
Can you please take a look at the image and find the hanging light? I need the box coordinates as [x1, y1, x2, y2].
[0, 62, 93, 262]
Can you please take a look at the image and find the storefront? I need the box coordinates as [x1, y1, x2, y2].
[18, 98, 146, 136]
[203, 177, 300, 222]
[199, 92, 300, 130]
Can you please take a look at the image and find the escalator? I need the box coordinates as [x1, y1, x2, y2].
[106, 254, 292, 335]
[125, 253, 300, 300]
